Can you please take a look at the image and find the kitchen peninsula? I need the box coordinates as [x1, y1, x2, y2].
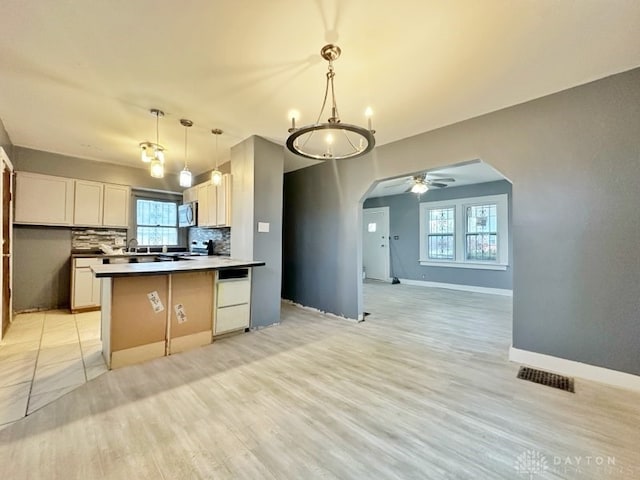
[92, 256, 265, 369]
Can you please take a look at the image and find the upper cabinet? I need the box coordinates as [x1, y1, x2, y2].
[14, 172, 74, 225]
[14, 172, 130, 227]
[103, 184, 130, 227]
[183, 186, 197, 204]
[73, 180, 104, 225]
[195, 174, 232, 228]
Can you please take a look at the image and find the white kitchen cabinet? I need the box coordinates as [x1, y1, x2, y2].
[183, 186, 197, 204]
[194, 174, 231, 228]
[214, 268, 250, 335]
[73, 180, 104, 226]
[14, 172, 74, 225]
[71, 257, 103, 312]
[103, 183, 130, 227]
[197, 182, 211, 226]
[216, 174, 232, 227]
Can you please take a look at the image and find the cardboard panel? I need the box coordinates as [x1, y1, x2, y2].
[170, 271, 214, 339]
[111, 275, 169, 351]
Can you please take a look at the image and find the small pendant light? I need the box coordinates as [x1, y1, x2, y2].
[179, 119, 193, 187]
[210, 128, 223, 186]
[149, 108, 165, 179]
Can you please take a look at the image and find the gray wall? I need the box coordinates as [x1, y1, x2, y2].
[283, 67, 640, 376]
[363, 180, 512, 290]
[13, 227, 71, 311]
[12, 147, 186, 311]
[231, 136, 283, 328]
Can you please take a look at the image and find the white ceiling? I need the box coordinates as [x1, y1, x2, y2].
[1, 1, 639, 176]
[366, 160, 507, 198]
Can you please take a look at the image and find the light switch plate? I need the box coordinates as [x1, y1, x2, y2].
[257, 222, 270, 233]
[115, 237, 125, 246]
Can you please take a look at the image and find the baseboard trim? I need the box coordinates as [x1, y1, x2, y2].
[397, 278, 513, 297]
[509, 347, 640, 392]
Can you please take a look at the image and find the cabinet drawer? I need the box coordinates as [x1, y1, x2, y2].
[215, 304, 250, 334]
[75, 257, 104, 267]
[217, 279, 250, 307]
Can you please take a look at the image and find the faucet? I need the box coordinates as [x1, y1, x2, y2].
[127, 238, 138, 253]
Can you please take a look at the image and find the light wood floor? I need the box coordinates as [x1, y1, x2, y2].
[0, 282, 639, 479]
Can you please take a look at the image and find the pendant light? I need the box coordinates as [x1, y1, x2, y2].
[210, 128, 223, 186]
[179, 119, 193, 187]
[148, 108, 165, 179]
[286, 44, 376, 160]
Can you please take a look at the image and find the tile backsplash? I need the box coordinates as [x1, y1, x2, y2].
[189, 227, 230, 255]
[72, 228, 128, 251]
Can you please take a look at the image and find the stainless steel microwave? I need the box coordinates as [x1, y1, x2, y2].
[178, 202, 197, 227]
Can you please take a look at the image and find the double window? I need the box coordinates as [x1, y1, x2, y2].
[136, 198, 178, 246]
[419, 194, 508, 270]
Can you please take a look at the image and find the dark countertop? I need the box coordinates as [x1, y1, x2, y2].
[91, 256, 265, 278]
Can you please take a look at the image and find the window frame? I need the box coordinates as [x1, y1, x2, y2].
[419, 194, 509, 270]
[135, 196, 180, 247]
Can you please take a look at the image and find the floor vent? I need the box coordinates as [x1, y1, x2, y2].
[517, 366, 575, 393]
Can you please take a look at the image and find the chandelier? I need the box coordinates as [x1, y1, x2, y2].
[286, 44, 376, 160]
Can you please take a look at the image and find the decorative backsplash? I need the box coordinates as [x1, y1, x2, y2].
[72, 228, 128, 251]
[189, 227, 230, 255]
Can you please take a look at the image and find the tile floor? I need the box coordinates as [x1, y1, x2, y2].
[0, 310, 108, 428]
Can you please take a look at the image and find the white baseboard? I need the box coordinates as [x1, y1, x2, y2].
[509, 347, 640, 392]
[397, 278, 513, 297]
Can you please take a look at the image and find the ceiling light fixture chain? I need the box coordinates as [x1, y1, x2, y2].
[286, 44, 375, 160]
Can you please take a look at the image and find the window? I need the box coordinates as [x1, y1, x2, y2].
[136, 198, 178, 246]
[427, 207, 455, 260]
[419, 194, 508, 270]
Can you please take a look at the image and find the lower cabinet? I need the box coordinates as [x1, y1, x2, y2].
[214, 269, 251, 335]
[71, 257, 103, 312]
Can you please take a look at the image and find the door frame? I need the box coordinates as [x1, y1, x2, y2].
[362, 206, 390, 282]
[0, 147, 13, 341]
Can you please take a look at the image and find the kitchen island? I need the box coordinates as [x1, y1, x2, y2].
[92, 256, 265, 369]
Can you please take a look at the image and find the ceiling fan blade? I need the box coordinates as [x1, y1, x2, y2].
[383, 178, 411, 188]
[427, 177, 455, 183]
[428, 182, 449, 188]
[404, 186, 413, 193]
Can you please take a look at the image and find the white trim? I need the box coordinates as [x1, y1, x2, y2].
[418, 260, 507, 271]
[397, 278, 513, 296]
[509, 347, 640, 392]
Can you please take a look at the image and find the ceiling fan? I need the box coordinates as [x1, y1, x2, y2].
[384, 174, 456, 194]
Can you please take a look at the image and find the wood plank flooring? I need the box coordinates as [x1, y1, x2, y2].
[0, 282, 639, 479]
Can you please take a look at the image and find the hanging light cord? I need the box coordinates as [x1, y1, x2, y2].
[215, 134, 219, 170]
[184, 126, 188, 168]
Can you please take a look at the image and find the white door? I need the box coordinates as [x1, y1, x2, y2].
[363, 207, 390, 281]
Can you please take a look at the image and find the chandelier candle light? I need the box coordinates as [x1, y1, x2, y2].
[286, 44, 376, 160]
[179, 119, 193, 187]
[210, 128, 223, 186]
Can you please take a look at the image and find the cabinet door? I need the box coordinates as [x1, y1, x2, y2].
[74, 267, 96, 308]
[216, 174, 232, 226]
[73, 180, 104, 226]
[207, 182, 217, 226]
[103, 184, 130, 227]
[197, 183, 209, 226]
[14, 172, 74, 225]
[183, 186, 197, 204]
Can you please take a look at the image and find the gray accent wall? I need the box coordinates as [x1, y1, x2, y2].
[283, 67, 640, 376]
[231, 136, 283, 328]
[363, 180, 512, 290]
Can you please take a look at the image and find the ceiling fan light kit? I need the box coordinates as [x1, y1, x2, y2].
[286, 44, 376, 161]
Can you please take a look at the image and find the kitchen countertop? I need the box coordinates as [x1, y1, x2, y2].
[91, 256, 265, 278]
